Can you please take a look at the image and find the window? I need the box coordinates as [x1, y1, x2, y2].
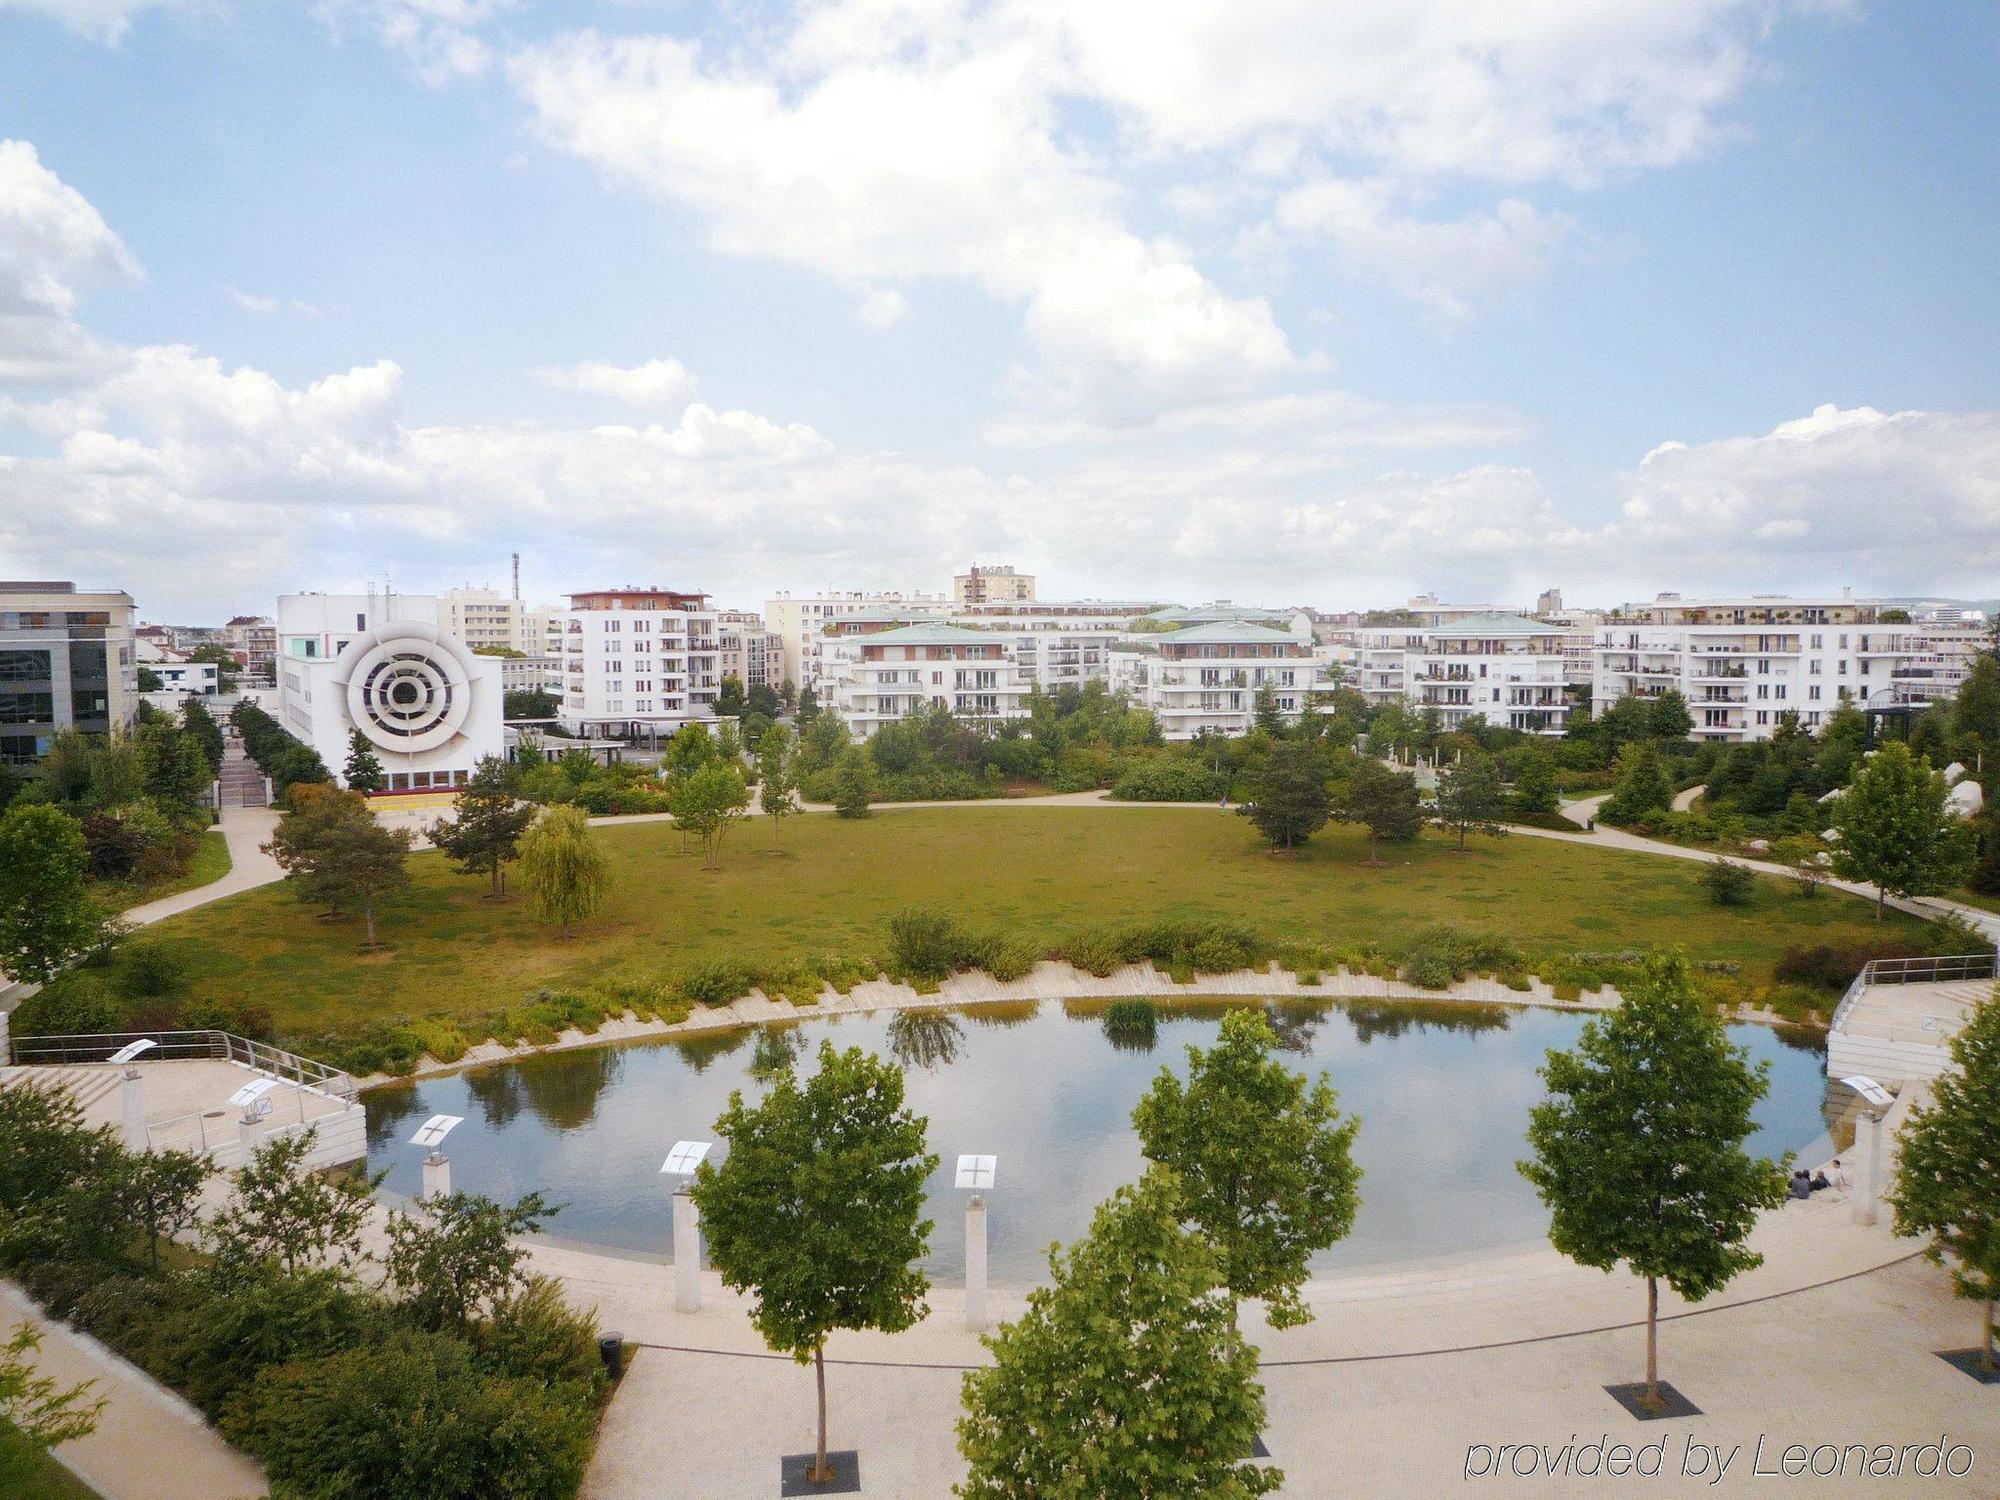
[1808, 685, 1821, 702]
[0, 649, 49, 681]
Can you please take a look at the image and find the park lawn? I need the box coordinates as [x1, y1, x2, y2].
[89, 828, 233, 913]
[110, 806, 1926, 1043]
[0, 1423, 98, 1500]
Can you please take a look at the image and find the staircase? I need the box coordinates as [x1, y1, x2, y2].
[0, 1064, 125, 1112]
[1828, 953, 1997, 1083]
[217, 742, 266, 808]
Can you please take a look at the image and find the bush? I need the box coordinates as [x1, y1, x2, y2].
[1109, 759, 1226, 802]
[1700, 860, 1757, 906]
[12, 973, 127, 1036]
[122, 943, 188, 999]
[477, 1276, 606, 1390]
[675, 959, 754, 1007]
[1922, 911, 1993, 958]
[1059, 927, 1137, 978]
[1397, 925, 1522, 990]
[887, 907, 966, 983]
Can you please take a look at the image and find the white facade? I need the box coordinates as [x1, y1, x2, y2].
[1408, 614, 1571, 735]
[1113, 622, 1337, 740]
[764, 591, 952, 690]
[1592, 596, 1991, 741]
[275, 593, 503, 791]
[438, 587, 567, 657]
[828, 624, 1034, 735]
[559, 588, 721, 738]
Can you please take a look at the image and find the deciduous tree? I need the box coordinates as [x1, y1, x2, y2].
[517, 804, 609, 939]
[693, 1044, 937, 1484]
[1340, 759, 1423, 864]
[384, 1190, 556, 1331]
[956, 1169, 1280, 1498]
[1236, 740, 1331, 852]
[1829, 742, 1977, 918]
[0, 804, 110, 984]
[832, 745, 876, 818]
[207, 1127, 380, 1277]
[1132, 1009, 1359, 1327]
[263, 787, 411, 947]
[1892, 989, 2000, 1372]
[757, 724, 799, 848]
[667, 761, 750, 870]
[1518, 952, 1788, 1409]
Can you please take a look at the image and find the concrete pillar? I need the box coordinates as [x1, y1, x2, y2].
[121, 1070, 147, 1151]
[965, 1195, 988, 1330]
[1851, 1112, 1883, 1226]
[674, 1189, 702, 1312]
[421, 1152, 452, 1201]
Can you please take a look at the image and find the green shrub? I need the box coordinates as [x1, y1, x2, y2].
[1060, 927, 1135, 978]
[175, 995, 278, 1041]
[477, 1276, 606, 1391]
[1699, 860, 1756, 906]
[12, 973, 127, 1037]
[1397, 925, 1521, 990]
[887, 907, 966, 982]
[675, 960, 754, 1007]
[122, 944, 188, 999]
[1109, 760, 1226, 802]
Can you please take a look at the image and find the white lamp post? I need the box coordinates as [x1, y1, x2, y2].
[227, 1077, 281, 1155]
[410, 1114, 465, 1200]
[661, 1140, 712, 1312]
[1841, 1076, 1894, 1226]
[956, 1155, 997, 1330]
[109, 1039, 156, 1151]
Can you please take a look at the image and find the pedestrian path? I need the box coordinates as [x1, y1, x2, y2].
[0, 1282, 266, 1500]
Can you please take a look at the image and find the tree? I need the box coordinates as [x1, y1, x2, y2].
[1236, 740, 1331, 852]
[713, 718, 744, 767]
[263, 788, 411, 947]
[427, 756, 535, 898]
[714, 675, 748, 719]
[747, 682, 783, 718]
[341, 729, 386, 794]
[136, 664, 164, 692]
[1510, 746, 1561, 817]
[1700, 859, 1756, 905]
[384, 1190, 556, 1331]
[667, 761, 750, 870]
[1340, 759, 1423, 864]
[665, 722, 717, 777]
[1251, 681, 1286, 737]
[1647, 688, 1694, 741]
[795, 682, 820, 724]
[0, 1323, 102, 1486]
[1518, 952, 1788, 1410]
[114, 1145, 213, 1271]
[693, 1044, 938, 1485]
[1829, 741, 1977, 919]
[187, 643, 240, 691]
[503, 687, 560, 720]
[1132, 1009, 1359, 1327]
[181, 696, 225, 769]
[756, 724, 799, 848]
[1435, 752, 1507, 851]
[0, 804, 109, 984]
[517, 804, 608, 938]
[832, 745, 875, 818]
[207, 1127, 379, 1276]
[138, 717, 213, 818]
[1601, 741, 1672, 824]
[1891, 989, 2000, 1373]
[955, 1168, 1280, 1499]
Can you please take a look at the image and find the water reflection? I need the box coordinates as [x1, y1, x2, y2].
[364, 997, 1829, 1285]
[750, 1025, 808, 1078]
[887, 1008, 965, 1071]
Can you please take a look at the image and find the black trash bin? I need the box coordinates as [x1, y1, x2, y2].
[599, 1333, 624, 1380]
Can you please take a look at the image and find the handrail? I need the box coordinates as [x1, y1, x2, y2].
[6, 1029, 355, 1098]
[1858, 954, 1998, 987]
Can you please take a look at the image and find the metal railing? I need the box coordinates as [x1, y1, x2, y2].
[6, 1030, 356, 1099]
[1858, 953, 1998, 987]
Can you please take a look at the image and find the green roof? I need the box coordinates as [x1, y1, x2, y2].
[1145, 604, 1290, 624]
[1158, 622, 1303, 645]
[861, 623, 998, 646]
[1425, 612, 1552, 636]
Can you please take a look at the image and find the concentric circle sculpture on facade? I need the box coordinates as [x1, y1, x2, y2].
[330, 619, 478, 755]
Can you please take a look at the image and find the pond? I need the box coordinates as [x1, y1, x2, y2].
[363, 998, 1840, 1286]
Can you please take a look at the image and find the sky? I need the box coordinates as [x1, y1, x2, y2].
[0, 0, 1996, 621]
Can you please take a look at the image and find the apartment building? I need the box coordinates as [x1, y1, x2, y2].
[274, 592, 503, 791]
[1112, 622, 1335, 740]
[765, 591, 951, 690]
[954, 564, 1035, 605]
[222, 615, 277, 682]
[716, 610, 783, 691]
[1410, 614, 1571, 735]
[559, 587, 721, 739]
[1592, 595, 1991, 741]
[0, 581, 140, 766]
[828, 624, 1033, 736]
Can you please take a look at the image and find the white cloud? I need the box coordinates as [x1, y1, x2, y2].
[536, 357, 699, 410]
[317, 0, 514, 84]
[0, 139, 142, 389]
[1267, 179, 1578, 319]
[227, 287, 323, 318]
[0, 0, 190, 42]
[855, 288, 911, 329]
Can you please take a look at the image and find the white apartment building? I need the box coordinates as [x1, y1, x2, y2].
[136, 635, 220, 707]
[1346, 626, 1428, 710]
[1112, 622, 1336, 740]
[1409, 614, 1571, 735]
[438, 586, 568, 658]
[222, 614, 276, 683]
[558, 588, 721, 739]
[1592, 595, 1991, 741]
[955, 564, 1035, 605]
[275, 592, 503, 792]
[765, 591, 952, 690]
[828, 624, 1033, 736]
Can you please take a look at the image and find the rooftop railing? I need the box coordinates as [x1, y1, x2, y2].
[6, 1030, 356, 1099]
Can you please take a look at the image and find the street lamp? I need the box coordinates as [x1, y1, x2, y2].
[956, 1154, 997, 1329]
[109, 1039, 156, 1150]
[661, 1140, 713, 1312]
[410, 1113, 465, 1200]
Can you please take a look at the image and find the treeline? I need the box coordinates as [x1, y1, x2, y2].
[230, 699, 331, 794]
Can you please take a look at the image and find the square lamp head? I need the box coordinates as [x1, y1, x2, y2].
[661, 1140, 712, 1178]
[955, 1154, 997, 1192]
[410, 1114, 465, 1151]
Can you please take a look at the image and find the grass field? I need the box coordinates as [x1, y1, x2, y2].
[88, 828, 233, 913]
[92, 807, 1930, 1049]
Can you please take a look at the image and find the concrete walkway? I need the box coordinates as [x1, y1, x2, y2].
[0, 1282, 266, 1500]
[122, 805, 281, 929]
